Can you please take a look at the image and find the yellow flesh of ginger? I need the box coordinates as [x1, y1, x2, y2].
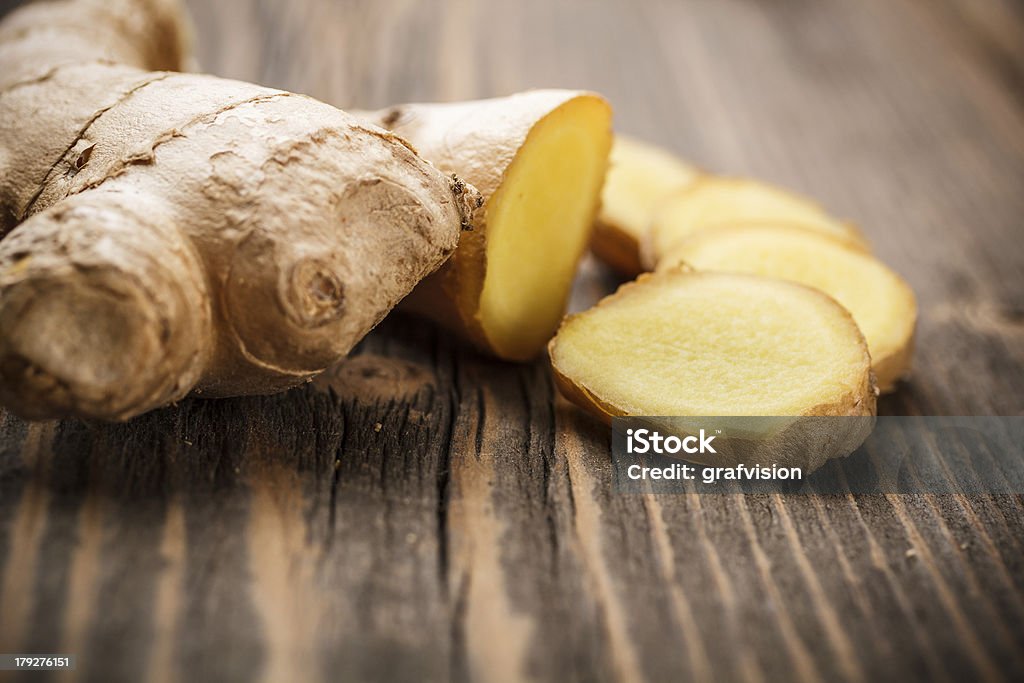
[550, 271, 871, 416]
[479, 98, 610, 359]
[659, 225, 916, 389]
[648, 178, 866, 263]
[599, 135, 700, 241]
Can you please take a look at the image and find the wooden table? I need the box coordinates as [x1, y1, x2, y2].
[1, 0, 1023, 680]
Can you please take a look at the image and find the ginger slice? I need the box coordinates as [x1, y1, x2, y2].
[549, 270, 876, 470]
[658, 225, 916, 391]
[644, 177, 868, 266]
[592, 135, 701, 275]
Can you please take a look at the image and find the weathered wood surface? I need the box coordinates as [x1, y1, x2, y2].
[1, 0, 1023, 681]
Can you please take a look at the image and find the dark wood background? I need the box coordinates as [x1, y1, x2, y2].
[1, 0, 1023, 681]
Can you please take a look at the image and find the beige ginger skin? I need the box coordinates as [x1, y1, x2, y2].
[0, 0, 478, 420]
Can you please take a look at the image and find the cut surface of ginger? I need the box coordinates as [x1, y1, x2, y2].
[478, 97, 611, 359]
[658, 225, 916, 391]
[592, 136, 700, 274]
[550, 270, 875, 418]
[645, 177, 867, 266]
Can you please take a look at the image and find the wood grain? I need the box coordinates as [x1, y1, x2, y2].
[1, 0, 1023, 681]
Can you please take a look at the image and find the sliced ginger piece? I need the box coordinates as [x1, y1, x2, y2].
[361, 90, 613, 361]
[550, 270, 875, 417]
[658, 225, 916, 391]
[592, 135, 701, 275]
[550, 270, 876, 470]
[644, 177, 869, 266]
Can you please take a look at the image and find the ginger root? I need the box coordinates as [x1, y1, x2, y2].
[549, 270, 877, 471]
[0, 0, 478, 420]
[658, 225, 917, 391]
[359, 91, 613, 361]
[591, 136, 701, 276]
